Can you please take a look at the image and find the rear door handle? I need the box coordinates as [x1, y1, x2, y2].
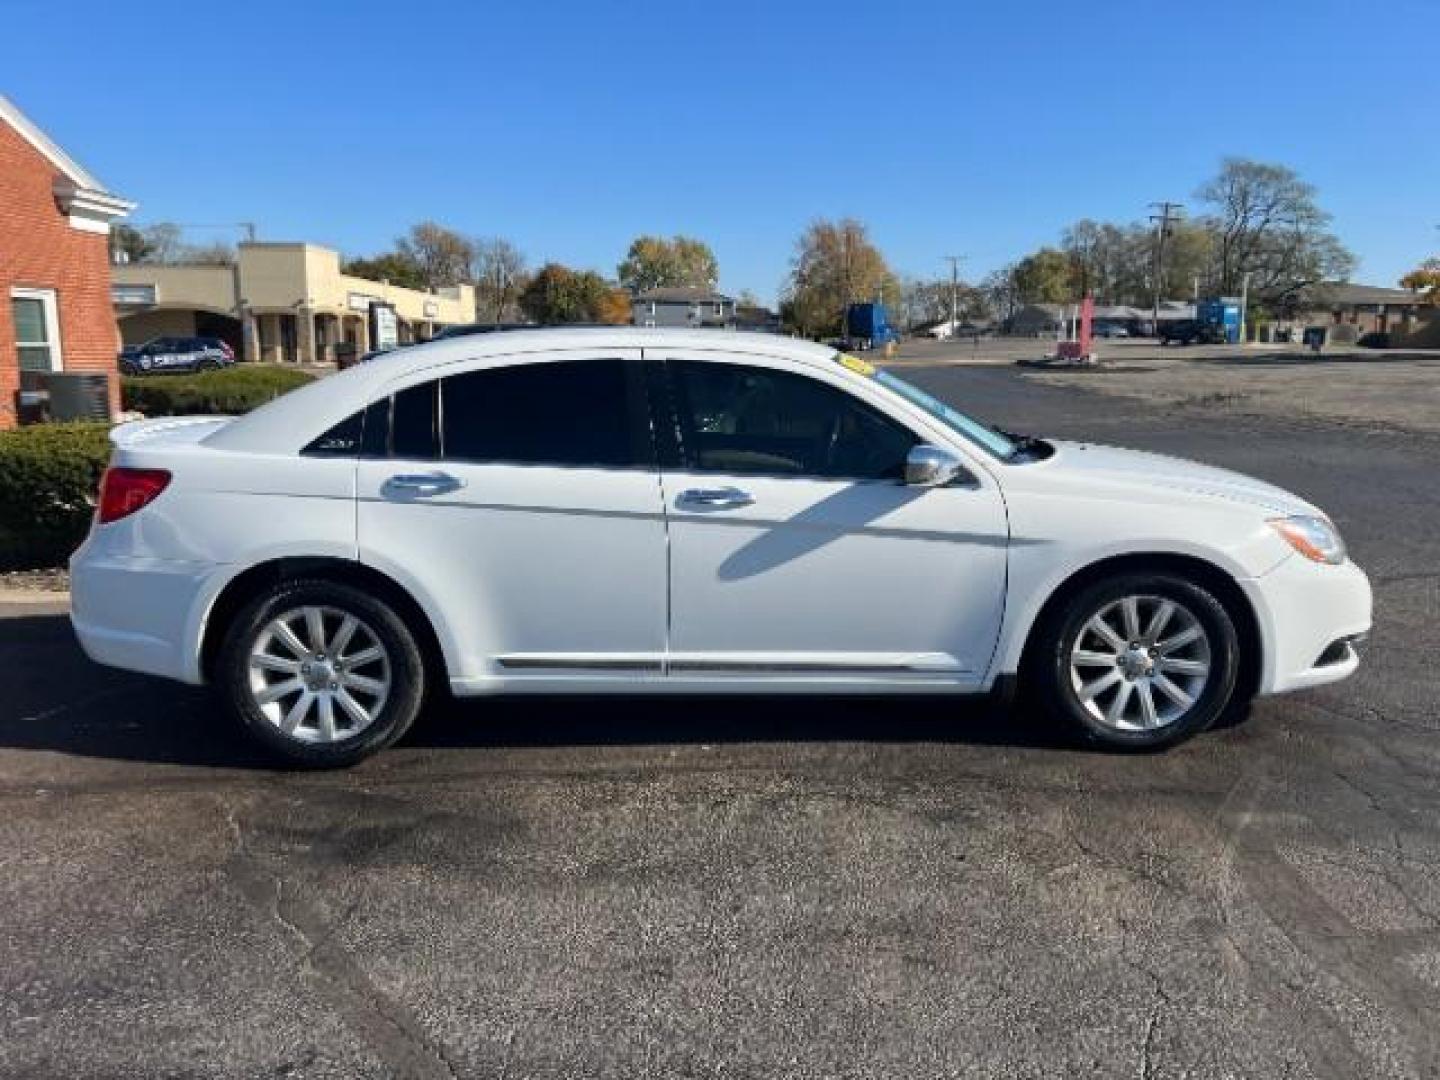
[383, 471, 464, 498]
[678, 486, 754, 509]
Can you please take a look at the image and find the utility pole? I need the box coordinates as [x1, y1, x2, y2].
[1239, 270, 1252, 344]
[1148, 201, 1184, 333]
[942, 255, 965, 334]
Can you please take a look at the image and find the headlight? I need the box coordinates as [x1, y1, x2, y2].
[1269, 515, 1346, 565]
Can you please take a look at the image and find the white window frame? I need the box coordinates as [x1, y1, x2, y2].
[713, 301, 724, 317]
[11, 287, 63, 372]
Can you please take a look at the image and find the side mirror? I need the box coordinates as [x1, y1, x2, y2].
[905, 444, 967, 487]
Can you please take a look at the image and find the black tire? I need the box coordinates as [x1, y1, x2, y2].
[196, 358, 220, 372]
[216, 578, 426, 768]
[1031, 571, 1240, 751]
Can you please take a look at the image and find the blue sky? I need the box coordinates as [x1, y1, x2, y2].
[7, 0, 1435, 303]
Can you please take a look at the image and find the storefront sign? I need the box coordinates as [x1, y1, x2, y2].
[347, 291, 380, 312]
[370, 302, 399, 351]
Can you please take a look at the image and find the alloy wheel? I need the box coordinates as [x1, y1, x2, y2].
[246, 605, 391, 743]
[1068, 594, 1211, 732]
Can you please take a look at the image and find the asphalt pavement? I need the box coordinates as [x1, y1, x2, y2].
[1, 360, 1437, 1079]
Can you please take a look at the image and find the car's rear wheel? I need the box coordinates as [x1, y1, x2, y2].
[197, 358, 220, 371]
[1033, 572, 1240, 750]
[217, 579, 425, 767]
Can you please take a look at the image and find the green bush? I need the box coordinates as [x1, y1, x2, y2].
[0, 422, 112, 571]
[121, 365, 314, 416]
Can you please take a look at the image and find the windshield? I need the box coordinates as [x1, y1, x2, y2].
[869, 368, 1020, 460]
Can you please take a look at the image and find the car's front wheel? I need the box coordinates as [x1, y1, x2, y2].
[1033, 572, 1240, 750]
[216, 579, 426, 767]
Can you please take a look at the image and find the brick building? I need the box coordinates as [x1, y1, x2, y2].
[0, 94, 133, 428]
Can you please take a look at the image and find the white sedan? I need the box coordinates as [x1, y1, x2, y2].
[70, 329, 1371, 766]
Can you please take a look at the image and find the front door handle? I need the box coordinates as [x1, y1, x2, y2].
[678, 486, 754, 509]
[383, 471, 464, 498]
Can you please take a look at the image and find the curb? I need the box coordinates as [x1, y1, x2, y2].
[0, 590, 70, 605]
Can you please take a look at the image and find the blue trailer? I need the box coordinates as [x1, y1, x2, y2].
[1196, 299, 1242, 344]
[845, 303, 900, 349]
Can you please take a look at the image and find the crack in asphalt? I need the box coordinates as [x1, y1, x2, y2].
[1115, 916, 1171, 1080]
[219, 798, 462, 1080]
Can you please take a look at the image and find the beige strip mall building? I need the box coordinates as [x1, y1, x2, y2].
[112, 242, 477, 364]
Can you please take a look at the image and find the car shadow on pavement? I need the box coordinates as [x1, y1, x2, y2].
[0, 613, 1079, 771]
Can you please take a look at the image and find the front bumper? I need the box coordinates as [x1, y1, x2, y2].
[1245, 553, 1372, 695]
[69, 543, 219, 685]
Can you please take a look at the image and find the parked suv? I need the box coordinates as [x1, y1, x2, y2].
[119, 336, 235, 375]
[1158, 320, 1223, 346]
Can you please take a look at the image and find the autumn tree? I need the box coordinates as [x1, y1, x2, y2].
[782, 218, 898, 337]
[1011, 248, 1076, 304]
[1400, 258, 1440, 303]
[1195, 158, 1354, 310]
[617, 235, 719, 293]
[594, 286, 633, 325]
[471, 237, 529, 321]
[395, 221, 474, 290]
[519, 263, 629, 324]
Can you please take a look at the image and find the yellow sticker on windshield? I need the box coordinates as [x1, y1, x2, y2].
[837, 353, 875, 377]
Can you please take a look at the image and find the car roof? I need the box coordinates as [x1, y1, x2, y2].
[206, 328, 837, 453]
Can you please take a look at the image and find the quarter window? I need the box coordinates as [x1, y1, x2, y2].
[670, 360, 917, 480]
[440, 358, 643, 468]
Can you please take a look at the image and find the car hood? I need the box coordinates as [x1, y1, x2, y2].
[1039, 439, 1319, 517]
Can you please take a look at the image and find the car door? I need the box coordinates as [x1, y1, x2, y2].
[652, 351, 1008, 685]
[355, 350, 669, 689]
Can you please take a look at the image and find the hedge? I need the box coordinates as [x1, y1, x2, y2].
[121, 365, 314, 416]
[0, 422, 112, 571]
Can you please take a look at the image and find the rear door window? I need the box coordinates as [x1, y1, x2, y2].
[439, 358, 648, 468]
[391, 380, 438, 459]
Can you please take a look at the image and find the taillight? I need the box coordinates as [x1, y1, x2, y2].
[97, 467, 171, 524]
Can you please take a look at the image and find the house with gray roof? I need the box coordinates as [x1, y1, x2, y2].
[632, 287, 736, 329]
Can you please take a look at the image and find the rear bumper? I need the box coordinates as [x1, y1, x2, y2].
[1245, 554, 1372, 695]
[69, 543, 219, 685]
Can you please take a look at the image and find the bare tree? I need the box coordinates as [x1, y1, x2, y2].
[396, 222, 475, 290]
[472, 237, 528, 321]
[1196, 158, 1354, 309]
